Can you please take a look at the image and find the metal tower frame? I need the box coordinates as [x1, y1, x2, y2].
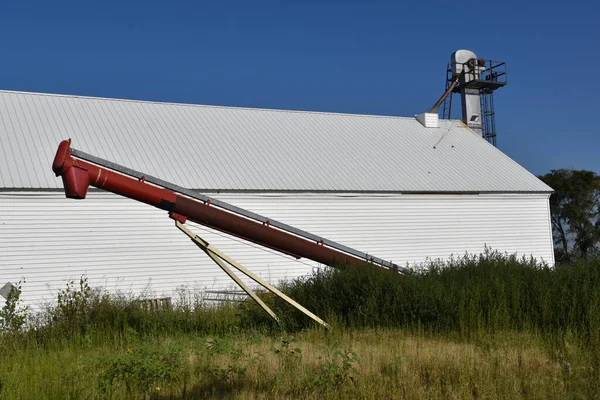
[441, 59, 507, 146]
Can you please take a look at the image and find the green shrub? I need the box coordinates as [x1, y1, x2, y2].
[98, 343, 184, 395]
[304, 349, 359, 390]
[254, 251, 600, 341]
[0, 280, 29, 334]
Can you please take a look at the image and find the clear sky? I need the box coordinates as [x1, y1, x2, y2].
[1, 0, 598, 176]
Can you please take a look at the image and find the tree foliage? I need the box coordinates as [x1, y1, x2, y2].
[540, 169, 600, 261]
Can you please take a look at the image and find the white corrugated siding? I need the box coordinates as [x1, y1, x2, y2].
[0, 90, 551, 193]
[0, 192, 553, 309]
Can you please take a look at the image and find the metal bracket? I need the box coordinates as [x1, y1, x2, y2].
[0, 282, 15, 300]
[175, 221, 329, 329]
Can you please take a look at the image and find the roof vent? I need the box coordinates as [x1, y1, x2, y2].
[415, 113, 439, 128]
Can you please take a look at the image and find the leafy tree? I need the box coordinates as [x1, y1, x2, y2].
[540, 169, 600, 261]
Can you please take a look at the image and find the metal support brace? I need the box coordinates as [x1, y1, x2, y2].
[175, 221, 329, 329]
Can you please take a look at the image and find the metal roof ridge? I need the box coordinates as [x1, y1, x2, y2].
[0, 89, 464, 122]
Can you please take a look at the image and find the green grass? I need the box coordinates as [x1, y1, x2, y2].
[1, 251, 599, 399]
[2, 328, 599, 399]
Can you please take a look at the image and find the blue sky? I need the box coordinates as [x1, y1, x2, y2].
[1, 0, 598, 175]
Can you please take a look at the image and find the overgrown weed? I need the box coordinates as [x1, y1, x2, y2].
[1, 252, 599, 398]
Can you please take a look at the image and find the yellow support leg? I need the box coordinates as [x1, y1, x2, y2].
[175, 221, 329, 329]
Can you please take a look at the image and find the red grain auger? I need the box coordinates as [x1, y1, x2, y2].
[52, 139, 407, 328]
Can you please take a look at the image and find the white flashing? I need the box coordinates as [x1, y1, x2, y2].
[416, 113, 439, 128]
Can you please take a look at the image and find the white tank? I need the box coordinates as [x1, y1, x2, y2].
[451, 50, 477, 73]
[451, 50, 482, 135]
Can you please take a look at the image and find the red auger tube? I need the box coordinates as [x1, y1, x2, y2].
[52, 140, 366, 267]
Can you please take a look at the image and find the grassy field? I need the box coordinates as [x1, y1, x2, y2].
[1, 251, 599, 399]
[2, 328, 597, 399]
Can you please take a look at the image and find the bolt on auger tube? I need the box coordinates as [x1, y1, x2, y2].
[52, 139, 408, 273]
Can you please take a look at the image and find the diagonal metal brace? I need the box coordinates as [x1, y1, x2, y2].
[175, 221, 329, 329]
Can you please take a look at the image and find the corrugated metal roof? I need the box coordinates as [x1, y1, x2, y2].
[0, 90, 551, 193]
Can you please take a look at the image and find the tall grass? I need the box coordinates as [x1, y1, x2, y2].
[5, 251, 600, 345]
[260, 250, 600, 340]
[9, 280, 246, 349]
[1, 251, 600, 398]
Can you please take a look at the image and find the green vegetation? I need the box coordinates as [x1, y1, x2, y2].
[1, 253, 599, 399]
[268, 250, 600, 337]
[539, 169, 600, 261]
[0, 280, 28, 334]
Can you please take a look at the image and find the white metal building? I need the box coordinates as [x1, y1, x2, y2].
[0, 90, 553, 309]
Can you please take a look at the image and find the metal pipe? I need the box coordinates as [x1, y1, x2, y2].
[429, 73, 461, 113]
[52, 140, 386, 270]
[68, 147, 405, 271]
